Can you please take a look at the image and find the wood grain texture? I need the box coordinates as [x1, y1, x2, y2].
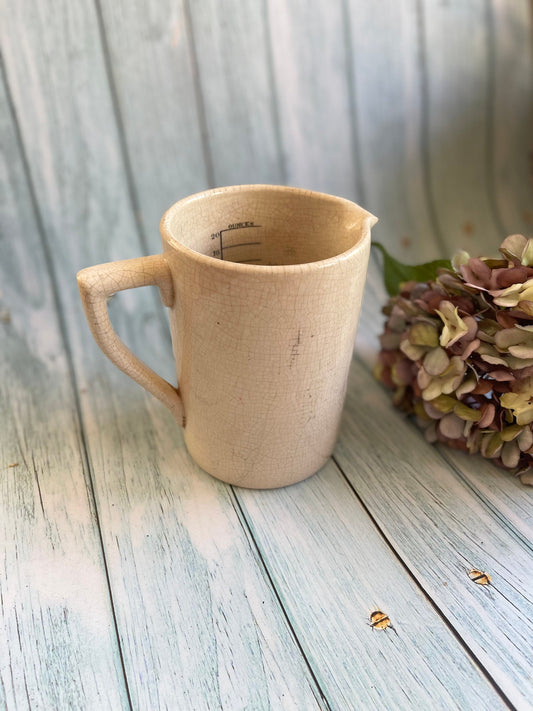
[267, 0, 358, 198]
[420, 0, 502, 253]
[3, 0, 533, 707]
[187, 0, 285, 185]
[0, 73, 128, 711]
[0, 0, 136, 272]
[345, 0, 444, 263]
[439, 448, 533, 547]
[491, 0, 533, 238]
[81, 394, 328, 710]
[237, 462, 507, 710]
[335, 359, 533, 709]
[97, 0, 209, 250]
[1, 3, 331, 707]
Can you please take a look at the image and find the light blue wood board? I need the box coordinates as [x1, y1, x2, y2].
[2, 0, 532, 707]
[345, 0, 445, 263]
[97, 0, 210, 251]
[187, 0, 285, 186]
[420, 0, 503, 254]
[0, 69, 128, 711]
[0, 2, 330, 708]
[439, 449, 533, 546]
[237, 462, 508, 710]
[490, 0, 533, 238]
[266, 0, 358, 199]
[335, 359, 533, 710]
[79, 394, 328, 710]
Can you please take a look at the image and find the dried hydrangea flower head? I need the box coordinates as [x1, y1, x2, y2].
[374, 235, 533, 483]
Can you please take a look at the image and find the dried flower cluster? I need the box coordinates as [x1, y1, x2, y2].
[375, 234, 533, 479]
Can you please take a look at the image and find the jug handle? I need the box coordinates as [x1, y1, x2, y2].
[77, 255, 185, 426]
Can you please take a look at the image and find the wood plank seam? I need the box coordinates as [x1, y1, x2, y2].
[354, 350, 532, 550]
[262, 0, 290, 186]
[330, 453, 516, 711]
[228, 489, 333, 711]
[337, 346, 533, 706]
[1, 58, 135, 711]
[435, 455, 533, 554]
[414, 0, 447, 255]
[340, 0, 367, 204]
[186, 0, 284, 186]
[94, 0, 192, 383]
[484, 0, 507, 237]
[182, 0, 217, 189]
[92, 0, 153, 257]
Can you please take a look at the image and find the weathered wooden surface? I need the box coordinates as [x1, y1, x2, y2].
[0, 3, 330, 708]
[0, 68, 128, 711]
[1, 0, 532, 708]
[188, 0, 284, 187]
[268, 0, 358, 198]
[97, 0, 208, 249]
[238, 463, 508, 710]
[336, 361, 533, 710]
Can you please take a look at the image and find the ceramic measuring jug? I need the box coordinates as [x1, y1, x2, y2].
[77, 185, 377, 488]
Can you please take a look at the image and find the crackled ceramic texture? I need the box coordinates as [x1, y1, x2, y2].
[78, 185, 376, 488]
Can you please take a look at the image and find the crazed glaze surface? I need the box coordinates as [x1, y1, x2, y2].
[78, 185, 376, 488]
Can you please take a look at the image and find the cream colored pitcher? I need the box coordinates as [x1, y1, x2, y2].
[77, 185, 377, 488]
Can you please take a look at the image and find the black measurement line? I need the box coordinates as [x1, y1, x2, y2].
[215, 224, 262, 261]
[220, 225, 262, 234]
[236, 258, 263, 263]
[223, 241, 261, 250]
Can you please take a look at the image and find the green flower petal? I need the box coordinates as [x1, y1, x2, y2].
[408, 322, 440, 347]
[454, 402, 482, 422]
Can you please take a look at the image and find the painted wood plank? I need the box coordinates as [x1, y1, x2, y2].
[236, 462, 507, 710]
[491, 0, 533, 237]
[83, 393, 328, 710]
[97, 0, 209, 250]
[4, 3, 531, 710]
[335, 359, 533, 709]
[0, 74, 128, 711]
[266, 0, 358, 198]
[187, 0, 284, 185]
[1, 3, 330, 708]
[420, 0, 502, 254]
[438, 449, 533, 546]
[345, 0, 444, 263]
